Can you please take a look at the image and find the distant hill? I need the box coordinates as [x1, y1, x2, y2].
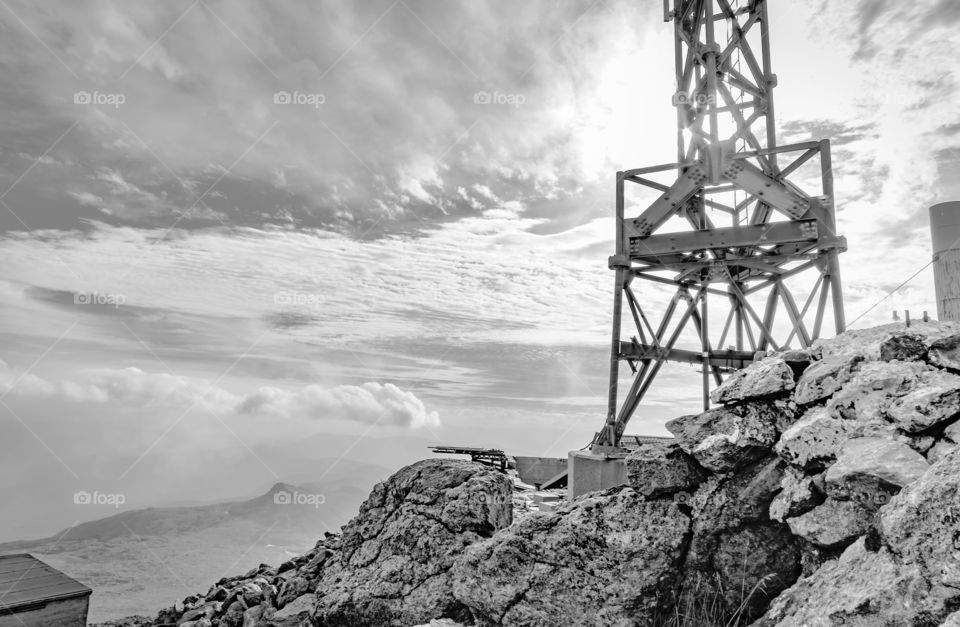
[0, 461, 392, 623]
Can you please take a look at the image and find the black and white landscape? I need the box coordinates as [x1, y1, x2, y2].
[1, 1, 959, 626]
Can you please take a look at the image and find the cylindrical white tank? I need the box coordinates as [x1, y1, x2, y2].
[930, 201, 960, 321]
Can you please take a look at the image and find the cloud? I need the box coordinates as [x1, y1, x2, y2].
[0, 360, 437, 429]
[237, 382, 440, 428]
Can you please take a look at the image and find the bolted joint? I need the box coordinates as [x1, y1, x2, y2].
[608, 253, 631, 270]
[766, 72, 778, 88]
[702, 42, 721, 56]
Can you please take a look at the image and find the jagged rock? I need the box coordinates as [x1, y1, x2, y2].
[879, 447, 960, 594]
[759, 451, 960, 625]
[928, 439, 957, 464]
[240, 582, 263, 607]
[241, 605, 263, 627]
[276, 576, 311, 609]
[710, 357, 795, 404]
[220, 601, 245, 627]
[941, 610, 960, 627]
[827, 360, 929, 423]
[624, 440, 705, 497]
[786, 498, 873, 550]
[946, 419, 960, 442]
[314, 459, 512, 627]
[755, 539, 924, 626]
[793, 354, 863, 405]
[680, 457, 799, 618]
[769, 468, 823, 521]
[886, 368, 960, 432]
[666, 402, 784, 473]
[815, 322, 960, 362]
[265, 594, 313, 626]
[824, 437, 929, 509]
[451, 489, 690, 626]
[689, 456, 784, 530]
[928, 333, 960, 370]
[683, 525, 799, 620]
[879, 332, 927, 361]
[907, 434, 937, 454]
[775, 406, 850, 471]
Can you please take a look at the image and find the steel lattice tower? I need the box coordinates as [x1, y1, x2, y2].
[594, 0, 846, 449]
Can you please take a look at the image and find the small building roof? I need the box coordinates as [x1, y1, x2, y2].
[0, 553, 91, 612]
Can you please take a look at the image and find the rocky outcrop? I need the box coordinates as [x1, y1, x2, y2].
[313, 459, 513, 626]
[118, 459, 510, 627]
[775, 407, 850, 470]
[785, 498, 873, 550]
[793, 354, 862, 405]
[666, 401, 788, 473]
[757, 447, 960, 626]
[451, 490, 690, 626]
[824, 437, 929, 508]
[624, 439, 704, 496]
[711, 357, 796, 404]
[102, 322, 960, 627]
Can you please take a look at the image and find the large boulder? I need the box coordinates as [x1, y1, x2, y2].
[878, 333, 927, 361]
[264, 594, 312, 626]
[758, 448, 960, 625]
[666, 402, 787, 473]
[885, 368, 960, 432]
[775, 406, 850, 471]
[711, 357, 796, 404]
[827, 360, 929, 423]
[824, 437, 929, 509]
[769, 467, 823, 522]
[878, 447, 960, 601]
[451, 488, 690, 626]
[314, 459, 512, 626]
[755, 539, 925, 626]
[624, 440, 705, 497]
[785, 498, 873, 550]
[793, 354, 863, 405]
[927, 333, 960, 371]
[681, 457, 800, 619]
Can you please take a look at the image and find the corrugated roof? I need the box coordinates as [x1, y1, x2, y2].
[0, 553, 91, 612]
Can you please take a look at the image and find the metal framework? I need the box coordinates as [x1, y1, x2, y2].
[429, 446, 508, 472]
[594, 0, 846, 449]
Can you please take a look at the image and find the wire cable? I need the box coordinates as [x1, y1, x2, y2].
[847, 259, 934, 327]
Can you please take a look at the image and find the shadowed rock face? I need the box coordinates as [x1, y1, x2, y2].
[624, 440, 705, 497]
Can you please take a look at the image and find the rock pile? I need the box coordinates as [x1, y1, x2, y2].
[97, 323, 960, 626]
[105, 459, 511, 627]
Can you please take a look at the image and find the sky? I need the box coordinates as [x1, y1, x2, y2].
[0, 0, 959, 540]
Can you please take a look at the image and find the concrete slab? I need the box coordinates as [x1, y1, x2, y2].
[567, 450, 628, 499]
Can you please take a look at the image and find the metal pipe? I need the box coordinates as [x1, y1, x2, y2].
[930, 201, 960, 320]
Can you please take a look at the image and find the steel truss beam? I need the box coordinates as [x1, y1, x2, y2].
[595, 0, 846, 449]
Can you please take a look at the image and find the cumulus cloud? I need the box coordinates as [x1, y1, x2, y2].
[0, 361, 437, 429]
[236, 382, 440, 428]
